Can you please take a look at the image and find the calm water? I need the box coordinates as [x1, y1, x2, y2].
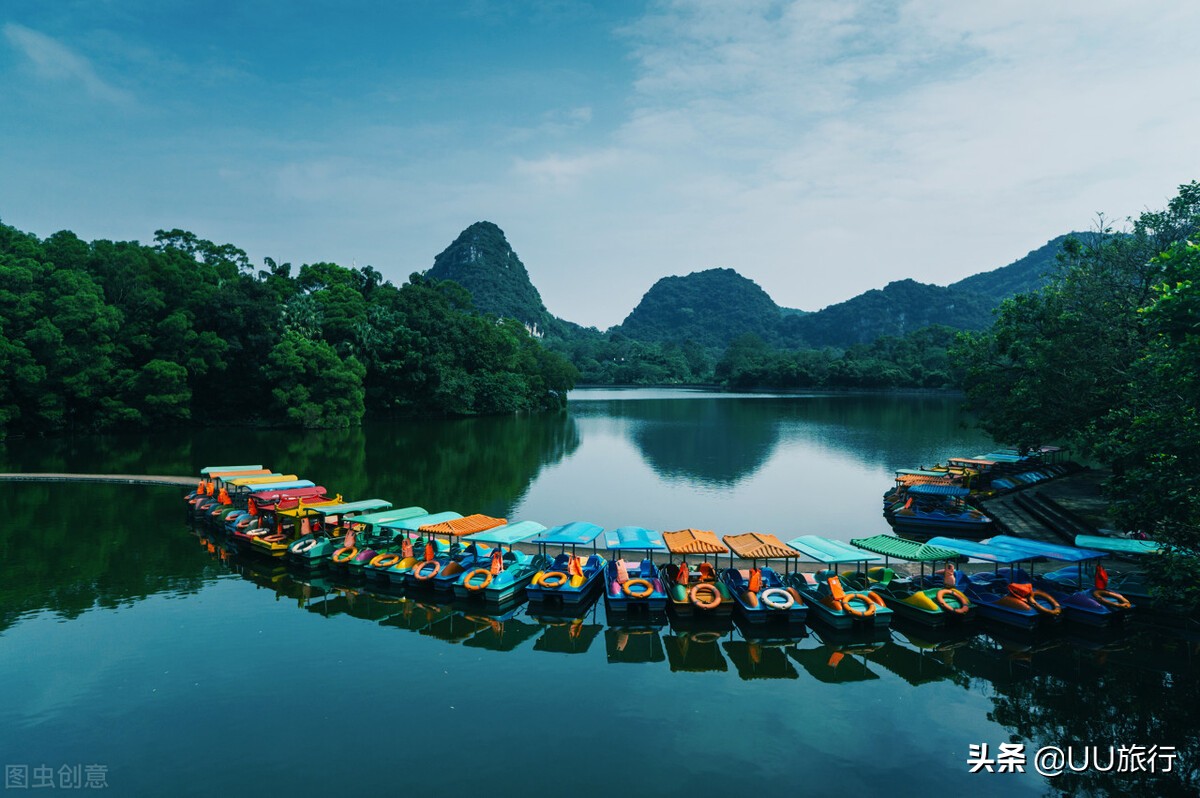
[1, 390, 1195, 797]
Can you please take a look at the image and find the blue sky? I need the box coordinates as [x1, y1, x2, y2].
[3, 1, 1199, 328]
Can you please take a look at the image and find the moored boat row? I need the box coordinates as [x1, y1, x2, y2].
[186, 464, 1160, 634]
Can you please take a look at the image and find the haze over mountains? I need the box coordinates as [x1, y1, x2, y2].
[427, 221, 1077, 351]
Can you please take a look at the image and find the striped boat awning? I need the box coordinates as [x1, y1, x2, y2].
[419, 513, 507, 537]
[663, 529, 729, 555]
[722, 533, 798, 560]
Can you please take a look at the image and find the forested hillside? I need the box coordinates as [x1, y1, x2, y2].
[0, 222, 576, 436]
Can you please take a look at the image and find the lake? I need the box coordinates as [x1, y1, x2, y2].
[0, 389, 1194, 797]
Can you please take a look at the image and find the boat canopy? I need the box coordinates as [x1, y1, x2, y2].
[849, 534, 960, 563]
[787, 534, 882, 565]
[385, 511, 463, 532]
[531, 521, 604, 547]
[274, 498, 347, 518]
[989, 535, 1107, 563]
[895, 469, 950, 477]
[1074, 534, 1162, 556]
[663, 529, 729, 555]
[420, 513, 506, 537]
[245, 479, 314, 493]
[250, 486, 327, 503]
[947, 458, 997, 467]
[463, 520, 548, 546]
[349, 506, 430, 529]
[982, 451, 1028, 463]
[906, 483, 971, 497]
[722, 533, 798, 560]
[308, 499, 393, 516]
[925, 536, 1037, 563]
[603, 526, 667, 551]
[200, 465, 265, 475]
[896, 474, 958, 487]
[225, 474, 290, 487]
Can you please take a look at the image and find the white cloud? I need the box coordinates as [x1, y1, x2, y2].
[512, 0, 1200, 324]
[3, 23, 133, 105]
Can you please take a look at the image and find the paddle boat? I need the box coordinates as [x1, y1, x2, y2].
[884, 483, 993, 539]
[603, 526, 669, 614]
[185, 466, 268, 504]
[449, 521, 548, 602]
[847, 534, 975, 626]
[368, 511, 462, 583]
[984, 535, 1133, 627]
[659, 529, 734, 617]
[924, 536, 1064, 631]
[225, 485, 330, 535]
[720, 533, 808, 624]
[204, 474, 295, 525]
[278, 499, 392, 564]
[190, 471, 284, 516]
[401, 514, 508, 591]
[784, 535, 894, 630]
[216, 479, 315, 528]
[525, 522, 607, 608]
[1064, 534, 1163, 611]
[325, 506, 429, 576]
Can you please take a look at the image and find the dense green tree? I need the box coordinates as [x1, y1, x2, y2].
[0, 219, 577, 437]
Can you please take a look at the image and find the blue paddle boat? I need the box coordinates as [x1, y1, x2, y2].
[603, 526, 669, 614]
[368, 511, 463, 583]
[450, 521, 548, 602]
[884, 483, 993, 539]
[525, 522, 607, 608]
[985, 535, 1133, 627]
[719, 533, 808, 625]
[785, 535, 894, 630]
[925, 537, 1064, 631]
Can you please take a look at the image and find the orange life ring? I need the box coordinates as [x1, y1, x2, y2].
[866, 591, 887, 607]
[935, 588, 970, 614]
[1029, 590, 1062, 615]
[263, 533, 286, 543]
[332, 547, 357, 564]
[412, 560, 441, 580]
[539, 571, 569, 589]
[622, 578, 654, 598]
[840, 594, 877, 617]
[1092, 588, 1131, 609]
[463, 568, 493, 591]
[688, 583, 722, 610]
[370, 553, 400, 568]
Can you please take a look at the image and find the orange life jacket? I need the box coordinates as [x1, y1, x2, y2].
[300, 517, 311, 536]
[676, 562, 690, 586]
[217, 487, 231, 506]
[424, 542, 435, 562]
[747, 568, 763, 593]
[697, 562, 716, 581]
[401, 539, 414, 559]
[247, 498, 258, 516]
[490, 550, 504, 575]
[568, 556, 583, 578]
[1094, 564, 1109, 590]
[1008, 582, 1033, 600]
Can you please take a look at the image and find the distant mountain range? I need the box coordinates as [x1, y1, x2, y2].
[424, 223, 1079, 350]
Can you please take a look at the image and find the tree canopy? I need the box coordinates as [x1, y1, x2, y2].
[954, 181, 1200, 602]
[0, 220, 576, 435]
